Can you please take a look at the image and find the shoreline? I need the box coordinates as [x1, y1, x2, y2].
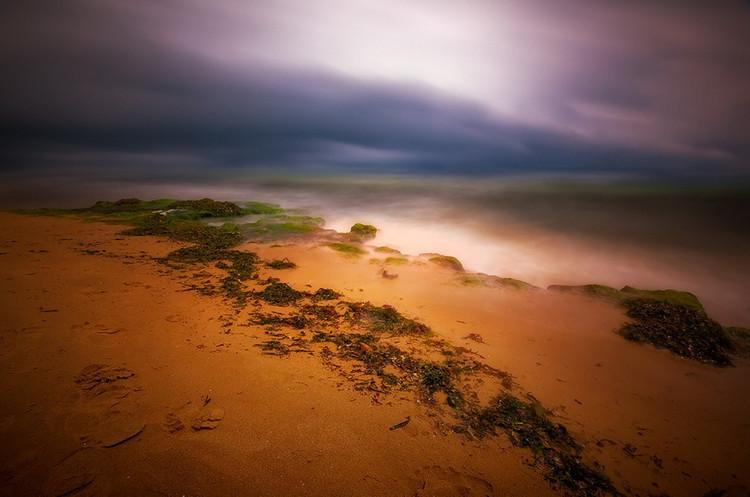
[1, 204, 749, 497]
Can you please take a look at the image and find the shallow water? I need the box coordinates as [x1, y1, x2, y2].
[3, 173, 749, 324]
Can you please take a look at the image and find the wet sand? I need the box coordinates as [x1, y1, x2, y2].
[1, 213, 748, 497]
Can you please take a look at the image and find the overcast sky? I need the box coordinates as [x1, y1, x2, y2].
[2, 0, 749, 179]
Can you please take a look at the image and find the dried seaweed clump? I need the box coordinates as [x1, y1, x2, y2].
[313, 288, 341, 301]
[259, 282, 303, 305]
[457, 394, 615, 497]
[266, 258, 297, 269]
[619, 298, 734, 366]
[346, 302, 430, 335]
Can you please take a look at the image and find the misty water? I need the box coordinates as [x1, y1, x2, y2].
[5, 174, 749, 325]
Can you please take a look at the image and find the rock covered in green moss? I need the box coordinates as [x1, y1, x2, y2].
[349, 223, 377, 239]
[548, 284, 704, 312]
[168, 198, 244, 217]
[326, 242, 366, 255]
[427, 254, 464, 272]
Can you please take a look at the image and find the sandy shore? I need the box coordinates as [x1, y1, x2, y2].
[1, 212, 748, 497]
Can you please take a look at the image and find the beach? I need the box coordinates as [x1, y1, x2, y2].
[1, 209, 748, 497]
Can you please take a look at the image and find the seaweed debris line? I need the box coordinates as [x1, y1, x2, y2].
[9, 197, 750, 497]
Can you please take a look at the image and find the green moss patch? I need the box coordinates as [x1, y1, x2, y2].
[326, 242, 366, 256]
[168, 198, 244, 217]
[428, 255, 464, 272]
[458, 275, 483, 286]
[548, 284, 623, 301]
[243, 201, 285, 215]
[374, 246, 401, 254]
[384, 256, 408, 266]
[240, 215, 324, 240]
[619, 286, 704, 312]
[549, 284, 704, 312]
[490, 276, 538, 290]
[350, 223, 378, 239]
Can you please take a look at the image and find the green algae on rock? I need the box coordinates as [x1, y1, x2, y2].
[427, 254, 464, 272]
[326, 242, 366, 256]
[349, 223, 378, 239]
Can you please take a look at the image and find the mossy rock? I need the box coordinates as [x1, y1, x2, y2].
[168, 198, 244, 217]
[548, 284, 705, 313]
[350, 223, 378, 239]
[489, 276, 538, 290]
[90, 198, 175, 214]
[326, 242, 366, 256]
[619, 286, 704, 312]
[239, 215, 324, 240]
[548, 284, 623, 301]
[374, 246, 401, 254]
[243, 201, 285, 215]
[428, 255, 464, 272]
[458, 275, 483, 287]
[384, 256, 408, 266]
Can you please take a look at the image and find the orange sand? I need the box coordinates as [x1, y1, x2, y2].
[0, 213, 748, 497]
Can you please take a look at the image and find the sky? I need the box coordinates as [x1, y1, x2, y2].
[1, 0, 750, 180]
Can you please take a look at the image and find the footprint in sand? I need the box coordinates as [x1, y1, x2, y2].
[191, 408, 225, 431]
[44, 447, 101, 497]
[412, 465, 494, 497]
[74, 364, 135, 397]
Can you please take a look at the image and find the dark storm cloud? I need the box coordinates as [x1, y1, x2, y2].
[1, 0, 749, 178]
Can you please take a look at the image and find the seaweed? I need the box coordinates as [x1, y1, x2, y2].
[313, 288, 341, 301]
[618, 298, 733, 366]
[457, 394, 614, 497]
[253, 313, 307, 329]
[259, 282, 303, 305]
[266, 258, 297, 270]
[300, 304, 339, 321]
[255, 340, 290, 356]
[346, 302, 430, 335]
